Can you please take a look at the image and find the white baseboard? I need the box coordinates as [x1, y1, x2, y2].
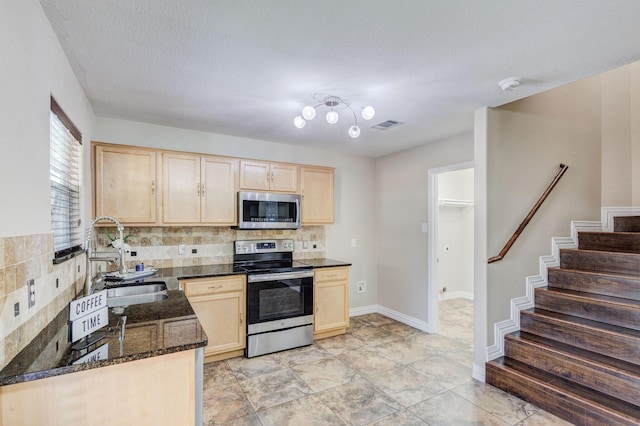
[350, 304, 431, 333]
[351, 303, 484, 380]
[472, 362, 486, 382]
[439, 291, 474, 301]
[486, 207, 640, 361]
[349, 304, 379, 317]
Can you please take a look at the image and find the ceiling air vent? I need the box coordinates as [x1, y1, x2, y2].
[371, 120, 403, 130]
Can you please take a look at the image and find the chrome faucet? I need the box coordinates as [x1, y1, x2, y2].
[84, 216, 128, 295]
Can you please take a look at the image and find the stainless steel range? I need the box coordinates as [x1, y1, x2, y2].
[234, 239, 314, 358]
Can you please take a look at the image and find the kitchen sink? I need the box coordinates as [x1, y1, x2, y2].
[106, 282, 168, 307]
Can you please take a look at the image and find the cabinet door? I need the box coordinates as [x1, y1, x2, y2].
[201, 156, 237, 224]
[94, 145, 157, 223]
[239, 160, 270, 191]
[315, 282, 349, 333]
[163, 153, 201, 223]
[301, 166, 334, 224]
[182, 275, 246, 356]
[188, 291, 245, 355]
[270, 163, 299, 193]
[239, 160, 299, 193]
[314, 267, 350, 334]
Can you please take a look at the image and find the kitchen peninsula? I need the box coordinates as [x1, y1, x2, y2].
[0, 273, 212, 426]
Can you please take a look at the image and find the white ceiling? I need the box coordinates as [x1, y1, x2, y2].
[40, 0, 640, 158]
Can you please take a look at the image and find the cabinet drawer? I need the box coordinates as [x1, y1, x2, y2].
[314, 267, 349, 283]
[182, 275, 245, 297]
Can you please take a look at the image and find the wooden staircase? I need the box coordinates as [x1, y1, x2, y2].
[486, 216, 640, 425]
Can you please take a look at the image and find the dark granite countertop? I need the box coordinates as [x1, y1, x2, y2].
[0, 259, 349, 386]
[0, 276, 206, 386]
[299, 258, 352, 268]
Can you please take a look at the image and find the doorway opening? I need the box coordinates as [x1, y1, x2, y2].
[427, 162, 474, 340]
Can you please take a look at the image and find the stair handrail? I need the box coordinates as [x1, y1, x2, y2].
[488, 163, 569, 264]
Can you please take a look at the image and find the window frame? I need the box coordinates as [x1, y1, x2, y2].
[50, 97, 84, 263]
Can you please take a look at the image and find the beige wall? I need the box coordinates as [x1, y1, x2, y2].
[485, 76, 603, 346]
[376, 132, 474, 322]
[93, 117, 379, 309]
[482, 63, 640, 350]
[0, 0, 93, 369]
[601, 62, 640, 206]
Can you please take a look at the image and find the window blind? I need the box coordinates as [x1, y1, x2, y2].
[50, 98, 83, 262]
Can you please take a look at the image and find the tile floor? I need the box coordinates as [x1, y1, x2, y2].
[202, 299, 572, 425]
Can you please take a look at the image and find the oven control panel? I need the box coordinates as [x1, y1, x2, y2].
[235, 239, 294, 254]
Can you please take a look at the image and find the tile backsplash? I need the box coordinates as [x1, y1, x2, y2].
[0, 225, 326, 369]
[0, 233, 84, 370]
[97, 225, 326, 269]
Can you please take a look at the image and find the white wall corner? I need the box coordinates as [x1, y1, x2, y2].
[484, 207, 628, 361]
[472, 362, 486, 382]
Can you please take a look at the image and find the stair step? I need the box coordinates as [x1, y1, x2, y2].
[520, 308, 640, 366]
[614, 216, 640, 233]
[578, 231, 640, 253]
[548, 268, 640, 301]
[486, 357, 640, 425]
[505, 331, 640, 406]
[535, 288, 640, 331]
[560, 248, 640, 276]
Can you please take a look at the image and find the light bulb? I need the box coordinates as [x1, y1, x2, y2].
[326, 110, 339, 124]
[302, 106, 316, 120]
[362, 105, 375, 120]
[348, 125, 360, 138]
[293, 116, 306, 129]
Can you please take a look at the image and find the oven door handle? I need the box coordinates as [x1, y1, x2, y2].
[247, 270, 314, 283]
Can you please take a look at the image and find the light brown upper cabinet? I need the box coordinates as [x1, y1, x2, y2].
[94, 144, 157, 223]
[239, 160, 298, 193]
[162, 153, 237, 224]
[301, 166, 334, 224]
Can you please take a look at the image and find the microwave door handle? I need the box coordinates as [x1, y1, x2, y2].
[296, 197, 300, 225]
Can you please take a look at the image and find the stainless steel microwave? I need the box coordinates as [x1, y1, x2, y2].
[236, 191, 301, 230]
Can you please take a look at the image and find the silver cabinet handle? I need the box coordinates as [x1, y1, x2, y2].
[208, 285, 223, 289]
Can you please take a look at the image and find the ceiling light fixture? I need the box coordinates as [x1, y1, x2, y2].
[294, 94, 375, 138]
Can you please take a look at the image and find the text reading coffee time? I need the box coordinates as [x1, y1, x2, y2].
[75, 293, 104, 317]
[69, 290, 108, 342]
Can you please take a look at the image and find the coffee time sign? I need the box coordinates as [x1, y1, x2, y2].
[69, 290, 109, 342]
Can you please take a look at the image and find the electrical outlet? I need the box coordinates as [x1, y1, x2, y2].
[357, 281, 366, 293]
[14, 302, 19, 317]
[192, 248, 197, 254]
[303, 241, 308, 249]
[27, 279, 35, 308]
[178, 244, 186, 255]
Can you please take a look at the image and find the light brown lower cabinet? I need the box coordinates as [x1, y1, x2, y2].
[181, 275, 246, 362]
[0, 349, 198, 426]
[314, 266, 350, 339]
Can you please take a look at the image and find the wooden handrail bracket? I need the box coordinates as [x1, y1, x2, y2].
[488, 163, 569, 264]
